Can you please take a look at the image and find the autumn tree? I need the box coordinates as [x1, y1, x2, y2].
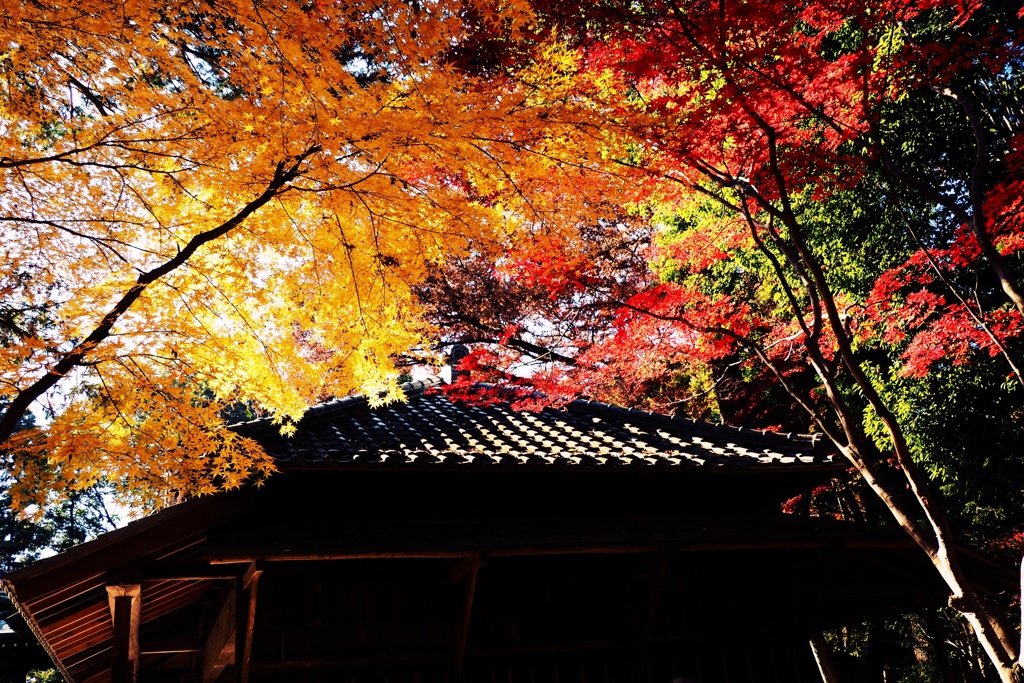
[4, 0, 1021, 675]
[417, 0, 1024, 678]
[0, 0, 623, 512]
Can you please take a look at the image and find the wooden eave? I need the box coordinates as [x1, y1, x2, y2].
[4, 472, 1017, 683]
[1, 491, 252, 683]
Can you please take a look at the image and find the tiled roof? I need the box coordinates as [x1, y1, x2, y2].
[234, 377, 835, 469]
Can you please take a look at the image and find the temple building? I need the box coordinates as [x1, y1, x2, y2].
[3, 377, 1011, 683]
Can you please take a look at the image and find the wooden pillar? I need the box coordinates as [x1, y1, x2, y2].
[106, 584, 141, 683]
[201, 562, 263, 683]
[201, 590, 237, 683]
[236, 562, 262, 683]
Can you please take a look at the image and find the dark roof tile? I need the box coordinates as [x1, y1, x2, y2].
[232, 377, 836, 471]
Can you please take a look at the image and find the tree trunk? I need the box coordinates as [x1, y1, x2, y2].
[810, 634, 841, 683]
[840, 436, 1020, 683]
[767, 192, 1022, 683]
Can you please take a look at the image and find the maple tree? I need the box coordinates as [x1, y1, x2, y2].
[0, 0, 622, 512]
[2, 0, 1022, 676]
[418, 0, 1024, 678]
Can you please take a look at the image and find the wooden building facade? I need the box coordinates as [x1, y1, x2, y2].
[3, 378, 1010, 683]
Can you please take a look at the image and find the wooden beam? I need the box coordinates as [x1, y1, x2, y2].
[109, 595, 134, 683]
[139, 640, 203, 655]
[235, 563, 262, 683]
[209, 535, 917, 564]
[453, 553, 481, 681]
[106, 584, 140, 683]
[211, 548, 472, 564]
[141, 563, 246, 582]
[241, 560, 261, 590]
[201, 589, 236, 683]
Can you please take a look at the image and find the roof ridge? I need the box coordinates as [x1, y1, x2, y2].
[230, 375, 444, 436]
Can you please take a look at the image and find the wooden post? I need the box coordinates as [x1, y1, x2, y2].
[236, 562, 263, 683]
[201, 589, 237, 683]
[106, 584, 141, 683]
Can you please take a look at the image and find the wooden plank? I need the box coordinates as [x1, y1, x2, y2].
[42, 602, 109, 646]
[137, 580, 212, 624]
[106, 585, 140, 683]
[16, 572, 107, 616]
[201, 589, 237, 683]
[50, 616, 110, 660]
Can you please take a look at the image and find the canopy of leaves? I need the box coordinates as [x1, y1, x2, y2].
[419, 0, 1024, 572]
[0, 0, 628, 512]
[417, 5, 1024, 673]
[3, 0, 1022, 674]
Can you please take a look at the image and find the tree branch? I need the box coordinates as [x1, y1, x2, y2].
[0, 146, 320, 446]
[932, 86, 1024, 316]
[895, 200, 1024, 387]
